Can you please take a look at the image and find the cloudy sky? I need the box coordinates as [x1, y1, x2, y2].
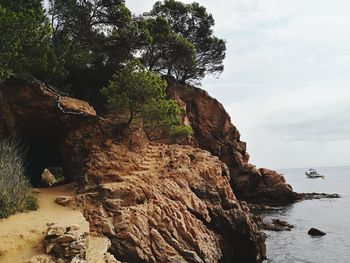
[126, 0, 350, 169]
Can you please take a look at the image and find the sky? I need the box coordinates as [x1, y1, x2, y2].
[126, 0, 350, 169]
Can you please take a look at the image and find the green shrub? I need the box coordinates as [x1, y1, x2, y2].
[101, 59, 192, 141]
[169, 125, 193, 141]
[0, 138, 38, 218]
[25, 194, 39, 211]
[0, 194, 16, 218]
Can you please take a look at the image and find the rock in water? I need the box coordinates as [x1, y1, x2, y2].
[308, 228, 326, 236]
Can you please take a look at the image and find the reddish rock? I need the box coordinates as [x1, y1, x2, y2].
[167, 80, 298, 204]
[0, 77, 266, 262]
[0, 77, 95, 137]
[71, 141, 266, 262]
[0, 76, 97, 185]
[55, 196, 75, 207]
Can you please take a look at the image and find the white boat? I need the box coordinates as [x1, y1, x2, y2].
[305, 168, 325, 179]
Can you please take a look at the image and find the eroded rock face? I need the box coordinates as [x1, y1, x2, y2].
[61, 118, 267, 262]
[0, 77, 96, 138]
[69, 141, 266, 262]
[0, 77, 267, 262]
[167, 80, 298, 204]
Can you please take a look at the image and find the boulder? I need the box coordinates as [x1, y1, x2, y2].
[41, 168, 56, 187]
[44, 223, 88, 261]
[308, 228, 326, 236]
[254, 216, 294, 232]
[55, 196, 75, 206]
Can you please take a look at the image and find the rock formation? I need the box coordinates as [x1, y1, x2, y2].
[307, 228, 326, 236]
[298, 192, 341, 200]
[0, 76, 96, 185]
[41, 169, 57, 187]
[255, 217, 294, 232]
[44, 223, 88, 262]
[167, 80, 298, 204]
[26, 223, 121, 263]
[0, 76, 268, 262]
[76, 141, 266, 262]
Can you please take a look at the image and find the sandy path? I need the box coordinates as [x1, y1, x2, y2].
[0, 184, 89, 263]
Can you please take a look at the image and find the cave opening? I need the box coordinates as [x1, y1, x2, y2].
[0, 77, 79, 188]
[21, 133, 70, 188]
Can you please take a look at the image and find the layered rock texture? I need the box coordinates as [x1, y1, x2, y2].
[167, 80, 298, 204]
[44, 223, 88, 261]
[0, 76, 302, 262]
[27, 223, 120, 263]
[77, 141, 266, 262]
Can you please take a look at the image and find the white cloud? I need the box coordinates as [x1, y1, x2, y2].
[126, 0, 350, 168]
[227, 79, 350, 168]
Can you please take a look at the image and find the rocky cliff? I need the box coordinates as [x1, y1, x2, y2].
[167, 80, 298, 205]
[0, 76, 267, 262]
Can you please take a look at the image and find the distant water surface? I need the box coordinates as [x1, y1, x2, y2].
[264, 166, 350, 263]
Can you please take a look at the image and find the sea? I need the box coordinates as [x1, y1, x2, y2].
[264, 166, 350, 263]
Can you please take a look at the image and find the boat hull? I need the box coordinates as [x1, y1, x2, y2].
[305, 172, 325, 179]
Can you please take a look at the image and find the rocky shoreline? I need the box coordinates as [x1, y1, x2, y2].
[298, 192, 341, 200]
[0, 76, 340, 262]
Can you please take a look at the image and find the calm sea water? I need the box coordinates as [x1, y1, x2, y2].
[264, 166, 350, 263]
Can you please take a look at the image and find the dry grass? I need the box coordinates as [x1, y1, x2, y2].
[0, 138, 38, 218]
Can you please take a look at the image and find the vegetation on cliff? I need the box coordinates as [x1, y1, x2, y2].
[0, 139, 38, 218]
[101, 59, 193, 139]
[0, 0, 223, 139]
[0, 0, 221, 144]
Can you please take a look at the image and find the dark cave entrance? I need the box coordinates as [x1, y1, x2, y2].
[0, 77, 79, 188]
[20, 131, 70, 188]
[25, 141, 63, 187]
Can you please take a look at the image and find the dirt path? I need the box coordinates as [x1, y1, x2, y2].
[0, 184, 89, 263]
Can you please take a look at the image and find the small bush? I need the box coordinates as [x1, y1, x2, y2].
[25, 194, 39, 211]
[102, 59, 193, 142]
[0, 195, 16, 218]
[169, 125, 193, 141]
[0, 138, 38, 218]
